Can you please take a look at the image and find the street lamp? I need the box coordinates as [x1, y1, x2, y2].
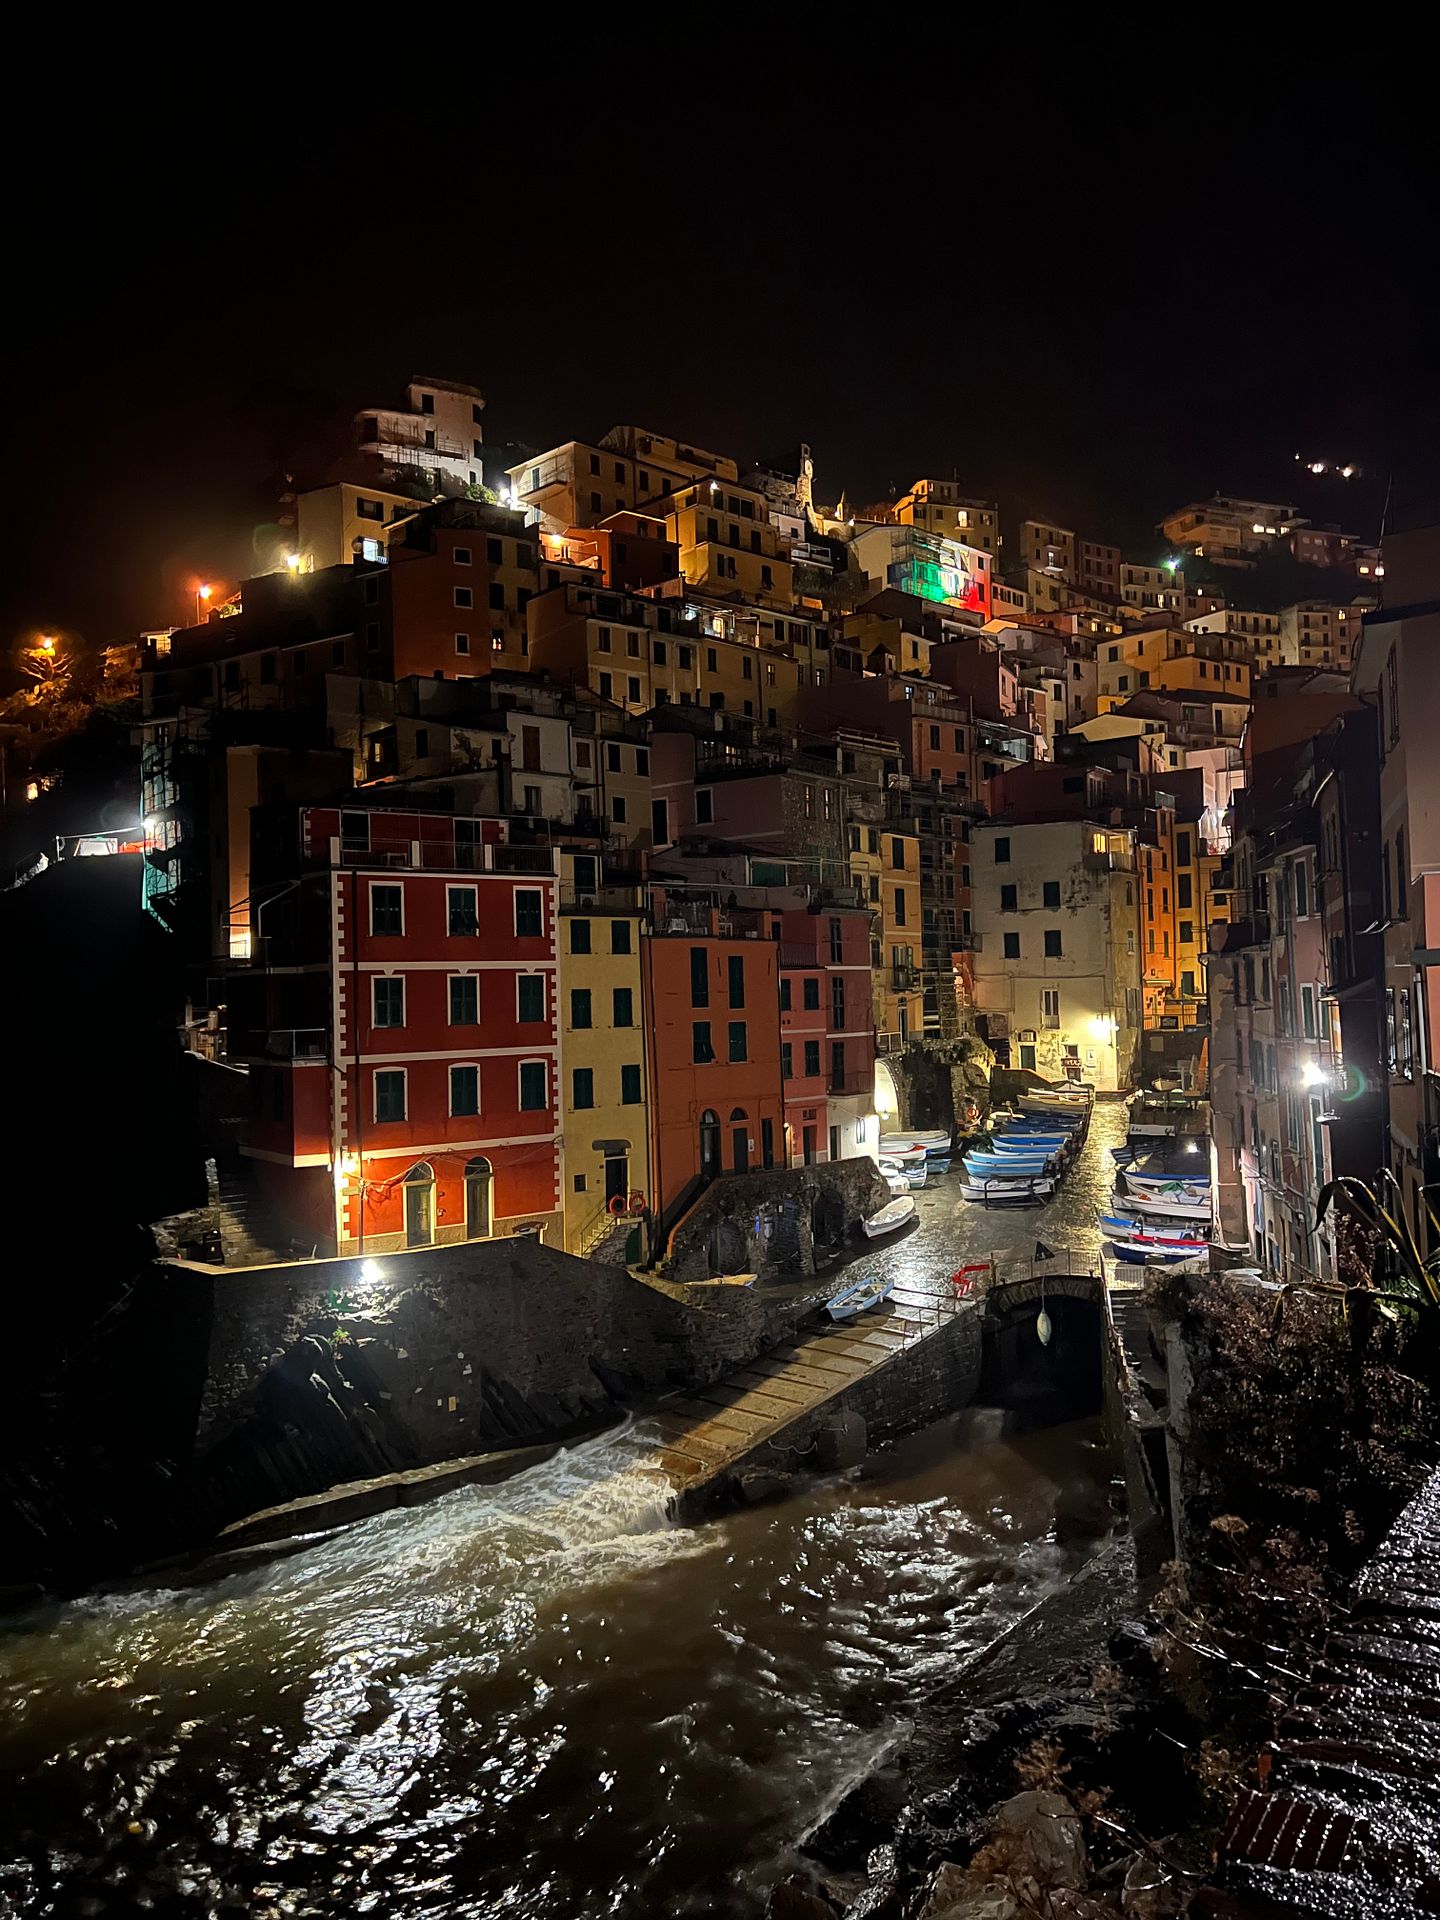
[195, 583, 213, 623]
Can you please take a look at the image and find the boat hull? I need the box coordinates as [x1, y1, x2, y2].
[825, 1273, 896, 1319]
[861, 1196, 917, 1238]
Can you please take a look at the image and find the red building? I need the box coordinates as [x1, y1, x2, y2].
[641, 897, 785, 1225]
[237, 801, 562, 1253]
[780, 905, 876, 1165]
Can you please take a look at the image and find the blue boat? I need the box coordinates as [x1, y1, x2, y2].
[1100, 1213, 1208, 1245]
[824, 1272, 895, 1320]
[964, 1153, 1051, 1179]
[992, 1131, 1067, 1149]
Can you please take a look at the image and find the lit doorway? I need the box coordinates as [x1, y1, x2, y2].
[404, 1161, 436, 1247]
[464, 1157, 492, 1239]
[699, 1109, 721, 1181]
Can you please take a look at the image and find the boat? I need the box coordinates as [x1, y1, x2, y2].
[1100, 1213, 1209, 1246]
[877, 1142, 927, 1169]
[1123, 1191, 1212, 1224]
[861, 1195, 917, 1238]
[960, 1176, 1055, 1205]
[925, 1157, 952, 1175]
[990, 1131, 1069, 1151]
[1120, 1168, 1211, 1192]
[879, 1130, 951, 1158]
[964, 1152, 1053, 1179]
[1106, 1237, 1209, 1266]
[881, 1168, 911, 1198]
[824, 1271, 895, 1319]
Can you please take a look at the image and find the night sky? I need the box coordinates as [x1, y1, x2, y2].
[9, 64, 1432, 652]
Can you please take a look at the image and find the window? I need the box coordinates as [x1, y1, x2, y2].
[894, 888, 907, 926]
[804, 1040, 821, 1077]
[1396, 831, 1407, 916]
[610, 920, 632, 954]
[780, 976, 791, 1012]
[1044, 929, 1063, 957]
[612, 795, 627, 825]
[782, 1042, 793, 1079]
[728, 1021, 747, 1062]
[994, 836, 1011, 863]
[1180, 920, 1195, 944]
[572, 1067, 595, 1110]
[621, 1064, 641, 1105]
[693, 1021, 715, 1063]
[448, 976, 479, 1026]
[831, 976, 846, 1029]
[570, 918, 591, 955]
[1042, 987, 1060, 1026]
[517, 975, 545, 1023]
[450, 1065, 480, 1116]
[1043, 881, 1060, 909]
[690, 947, 709, 1006]
[374, 1070, 406, 1123]
[1003, 932, 1020, 959]
[515, 889, 542, 938]
[613, 987, 634, 1027]
[448, 886, 478, 936]
[454, 633, 471, 656]
[373, 976, 404, 1027]
[453, 546, 472, 567]
[1399, 988, 1414, 1077]
[370, 884, 403, 935]
[802, 978, 820, 1011]
[1000, 884, 1018, 912]
[728, 955, 745, 1008]
[454, 586, 473, 610]
[519, 1062, 548, 1111]
[1301, 984, 1316, 1038]
[696, 789, 714, 825]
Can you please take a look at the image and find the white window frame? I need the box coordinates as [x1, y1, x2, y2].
[447, 883, 479, 936]
[373, 1066, 407, 1123]
[448, 972, 480, 1026]
[514, 888, 544, 938]
[449, 1062, 481, 1116]
[453, 585, 473, 609]
[455, 632, 471, 655]
[516, 972, 547, 1023]
[372, 973, 405, 1028]
[453, 546, 472, 566]
[369, 880, 405, 936]
[518, 1057, 550, 1112]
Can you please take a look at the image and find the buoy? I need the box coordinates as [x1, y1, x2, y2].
[1036, 1308, 1053, 1347]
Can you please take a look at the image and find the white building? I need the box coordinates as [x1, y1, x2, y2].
[354, 377, 487, 492]
[971, 818, 1143, 1090]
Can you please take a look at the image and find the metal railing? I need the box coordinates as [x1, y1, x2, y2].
[263, 1028, 327, 1061]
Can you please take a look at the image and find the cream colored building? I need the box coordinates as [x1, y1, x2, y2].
[971, 818, 1143, 1090]
[293, 481, 419, 571]
[1276, 599, 1374, 672]
[893, 480, 1001, 557]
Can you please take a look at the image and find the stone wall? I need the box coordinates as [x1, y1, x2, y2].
[145, 1237, 817, 1542]
[663, 1157, 889, 1283]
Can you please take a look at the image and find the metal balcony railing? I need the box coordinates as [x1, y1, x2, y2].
[264, 1028, 327, 1061]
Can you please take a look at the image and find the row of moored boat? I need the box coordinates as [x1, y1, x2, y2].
[957, 1085, 1095, 1208]
[1103, 1116, 1211, 1264]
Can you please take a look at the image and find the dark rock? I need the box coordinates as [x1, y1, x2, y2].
[1107, 1618, 1158, 1677]
[804, 1766, 910, 1869]
[766, 1869, 840, 1918]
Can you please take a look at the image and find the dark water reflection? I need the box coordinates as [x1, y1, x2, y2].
[0, 1111, 1126, 1919]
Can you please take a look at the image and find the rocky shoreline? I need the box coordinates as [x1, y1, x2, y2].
[769, 1537, 1209, 1919]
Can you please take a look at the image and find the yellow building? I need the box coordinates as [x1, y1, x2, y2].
[665, 477, 795, 608]
[527, 582, 803, 723]
[292, 480, 419, 571]
[848, 819, 923, 1045]
[841, 606, 932, 677]
[557, 855, 649, 1254]
[893, 480, 1001, 557]
[1096, 626, 1252, 707]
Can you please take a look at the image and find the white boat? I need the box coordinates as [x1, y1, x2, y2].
[861, 1195, 917, 1238]
[1123, 1191, 1212, 1224]
[881, 1168, 911, 1198]
[960, 1177, 1055, 1205]
[879, 1131, 950, 1157]
[878, 1141, 927, 1168]
[824, 1272, 895, 1319]
[1121, 1168, 1211, 1193]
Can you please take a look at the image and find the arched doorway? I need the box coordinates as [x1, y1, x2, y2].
[699, 1109, 721, 1181]
[464, 1156, 492, 1240]
[729, 1107, 749, 1175]
[404, 1161, 435, 1247]
[875, 1058, 899, 1128]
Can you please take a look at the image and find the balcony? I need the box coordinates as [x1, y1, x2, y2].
[558, 882, 646, 914]
[262, 1028, 328, 1061]
[324, 837, 559, 876]
[1083, 847, 1136, 873]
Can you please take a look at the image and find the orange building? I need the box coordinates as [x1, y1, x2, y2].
[641, 899, 785, 1225]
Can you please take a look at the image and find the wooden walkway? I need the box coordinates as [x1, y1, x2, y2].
[638, 1279, 971, 1486]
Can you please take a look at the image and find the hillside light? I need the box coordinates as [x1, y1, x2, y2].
[1301, 1059, 1325, 1088]
[38, 634, 56, 653]
[1163, 557, 1180, 575]
[285, 552, 302, 572]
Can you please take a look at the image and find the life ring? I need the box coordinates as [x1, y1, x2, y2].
[608, 1193, 627, 1216]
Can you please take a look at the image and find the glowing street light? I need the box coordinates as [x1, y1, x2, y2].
[285, 552, 302, 573]
[37, 634, 56, 653]
[1163, 557, 1180, 575]
[195, 583, 214, 623]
